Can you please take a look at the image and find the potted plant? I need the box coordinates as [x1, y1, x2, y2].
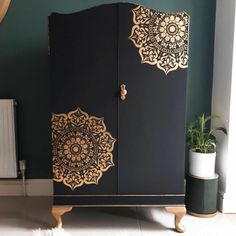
[186, 114, 227, 178]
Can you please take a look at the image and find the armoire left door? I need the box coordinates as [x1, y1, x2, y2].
[49, 4, 119, 196]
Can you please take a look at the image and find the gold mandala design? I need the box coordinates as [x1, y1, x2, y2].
[52, 108, 116, 190]
[129, 5, 189, 75]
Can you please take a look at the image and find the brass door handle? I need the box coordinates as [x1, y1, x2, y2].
[120, 84, 127, 101]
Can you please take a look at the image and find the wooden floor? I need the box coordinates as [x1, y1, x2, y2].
[0, 197, 235, 236]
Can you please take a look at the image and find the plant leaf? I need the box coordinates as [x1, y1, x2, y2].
[210, 127, 227, 135]
[204, 114, 220, 124]
[186, 114, 227, 153]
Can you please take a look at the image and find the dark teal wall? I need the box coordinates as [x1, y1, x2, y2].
[0, 0, 216, 178]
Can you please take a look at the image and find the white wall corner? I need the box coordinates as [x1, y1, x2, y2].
[212, 0, 236, 213]
[218, 191, 236, 213]
[0, 179, 53, 196]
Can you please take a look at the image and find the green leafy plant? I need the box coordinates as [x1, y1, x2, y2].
[186, 114, 227, 153]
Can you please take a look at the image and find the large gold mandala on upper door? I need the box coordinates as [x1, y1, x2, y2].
[52, 108, 116, 190]
[129, 5, 189, 75]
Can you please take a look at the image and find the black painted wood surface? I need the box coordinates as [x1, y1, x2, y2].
[49, 3, 188, 204]
[49, 4, 118, 195]
[118, 3, 187, 194]
[54, 195, 185, 206]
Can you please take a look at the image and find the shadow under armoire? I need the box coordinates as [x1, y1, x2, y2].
[49, 3, 190, 233]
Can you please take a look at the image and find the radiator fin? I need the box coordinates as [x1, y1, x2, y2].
[0, 99, 17, 178]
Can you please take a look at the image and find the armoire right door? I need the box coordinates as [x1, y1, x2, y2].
[117, 3, 189, 195]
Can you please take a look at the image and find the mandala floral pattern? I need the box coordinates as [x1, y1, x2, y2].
[129, 5, 189, 75]
[52, 108, 116, 190]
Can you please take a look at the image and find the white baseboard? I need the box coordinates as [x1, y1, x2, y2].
[218, 191, 236, 213]
[0, 179, 53, 196]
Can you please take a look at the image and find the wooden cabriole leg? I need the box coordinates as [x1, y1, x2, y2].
[51, 205, 73, 229]
[165, 206, 186, 233]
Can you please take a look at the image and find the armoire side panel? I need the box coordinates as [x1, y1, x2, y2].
[118, 3, 187, 194]
[49, 4, 118, 196]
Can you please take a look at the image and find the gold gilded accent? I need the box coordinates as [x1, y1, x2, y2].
[52, 205, 73, 229]
[54, 194, 185, 197]
[52, 204, 184, 208]
[165, 206, 186, 233]
[129, 5, 189, 75]
[0, 0, 10, 23]
[52, 205, 186, 229]
[120, 84, 127, 101]
[52, 107, 116, 190]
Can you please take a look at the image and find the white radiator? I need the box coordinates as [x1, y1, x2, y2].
[0, 99, 17, 178]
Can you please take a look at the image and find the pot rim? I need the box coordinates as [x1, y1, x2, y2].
[189, 149, 216, 155]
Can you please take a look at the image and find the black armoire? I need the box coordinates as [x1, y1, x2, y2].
[49, 3, 190, 233]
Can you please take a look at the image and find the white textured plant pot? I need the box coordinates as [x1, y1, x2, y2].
[189, 150, 216, 178]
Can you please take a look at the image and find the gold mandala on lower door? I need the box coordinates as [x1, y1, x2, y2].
[52, 107, 116, 190]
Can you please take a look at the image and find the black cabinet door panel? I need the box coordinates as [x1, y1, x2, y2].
[117, 3, 187, 194]
[49, 3, 188, 197]
[49, 4, 118, 195]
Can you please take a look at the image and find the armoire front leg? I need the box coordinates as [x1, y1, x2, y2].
[51, 205, 73, 229]
[165, 206, 186, 233]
